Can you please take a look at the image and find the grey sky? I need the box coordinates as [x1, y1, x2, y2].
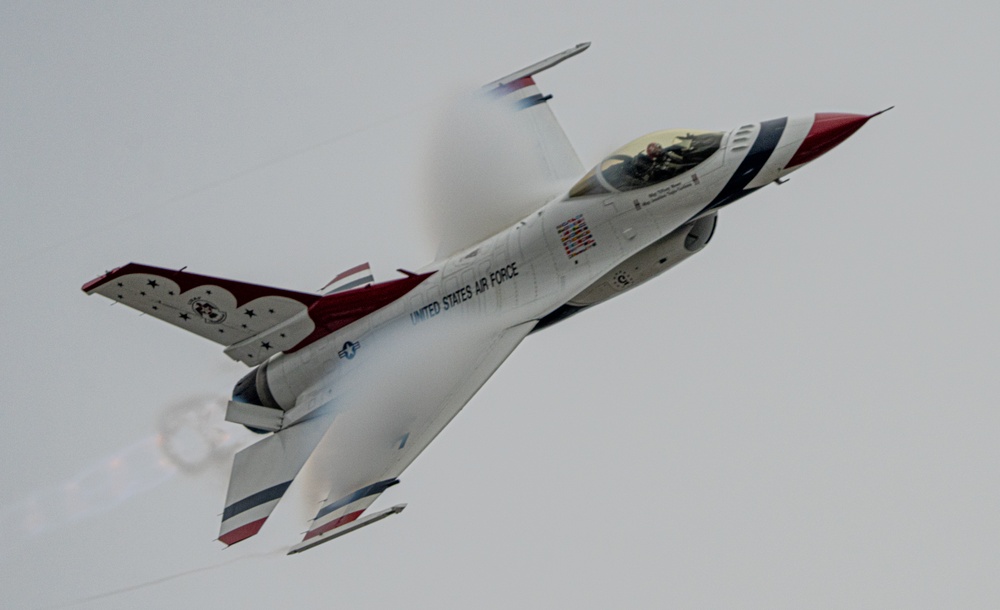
[2, 1, 998, 608]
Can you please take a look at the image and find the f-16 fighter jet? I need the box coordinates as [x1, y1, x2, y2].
[83, 43, 885, 554]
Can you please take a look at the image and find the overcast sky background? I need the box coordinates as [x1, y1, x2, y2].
[2, 2, 998, 608]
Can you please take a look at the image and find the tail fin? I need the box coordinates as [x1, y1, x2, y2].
[84, 262, 435, 365]
[83, 263, 320, 365]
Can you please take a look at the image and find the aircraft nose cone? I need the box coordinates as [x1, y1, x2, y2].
[786, 112, 872, 169]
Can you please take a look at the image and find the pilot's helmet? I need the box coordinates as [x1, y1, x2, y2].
[646, 142, 663, 157]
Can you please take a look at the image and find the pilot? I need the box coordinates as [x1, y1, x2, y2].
[626, 142, 665, 181]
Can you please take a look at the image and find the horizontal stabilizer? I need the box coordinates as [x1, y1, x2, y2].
[219, 412, 334, 546]
[321, 262, 374, 294]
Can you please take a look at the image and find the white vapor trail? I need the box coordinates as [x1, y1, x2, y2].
[41, 547, 286, 609]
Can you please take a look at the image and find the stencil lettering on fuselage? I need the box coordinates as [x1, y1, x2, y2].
[409, 261, 519, 325]
[631, 172, 701, 211]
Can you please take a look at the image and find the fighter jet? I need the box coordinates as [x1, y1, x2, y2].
[83, 43, 885, 554]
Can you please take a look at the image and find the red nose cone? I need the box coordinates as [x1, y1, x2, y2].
[786, 113, 871, 169]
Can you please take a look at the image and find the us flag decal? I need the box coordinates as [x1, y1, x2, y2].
[557, 214, 596, 259]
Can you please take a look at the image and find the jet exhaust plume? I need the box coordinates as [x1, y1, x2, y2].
[0, 396, 253, 558]
[420, 87, 568, 260]
[0, 435, 176, 555]
[157, 395, 253, 474]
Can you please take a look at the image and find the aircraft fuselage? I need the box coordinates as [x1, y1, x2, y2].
[258, 112, 872, 430]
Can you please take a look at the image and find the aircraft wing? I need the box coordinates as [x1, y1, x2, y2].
[483, 42, 589, 183]
[286, 319, 537, 554]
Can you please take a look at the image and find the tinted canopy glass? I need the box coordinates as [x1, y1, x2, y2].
[570, 129, 723, 198]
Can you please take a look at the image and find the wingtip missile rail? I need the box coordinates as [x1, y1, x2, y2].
[287, 504, 408, 555]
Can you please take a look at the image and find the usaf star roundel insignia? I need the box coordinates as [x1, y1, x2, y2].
[338, 340, 360, 360]
[189, 297, 227, 324]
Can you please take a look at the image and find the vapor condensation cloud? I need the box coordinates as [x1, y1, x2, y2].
[420, 88, 571, 260]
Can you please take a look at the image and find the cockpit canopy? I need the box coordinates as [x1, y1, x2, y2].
[569, 129, 724, 198]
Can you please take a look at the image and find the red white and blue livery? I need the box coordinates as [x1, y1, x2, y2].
[83, 43, 885, 554]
